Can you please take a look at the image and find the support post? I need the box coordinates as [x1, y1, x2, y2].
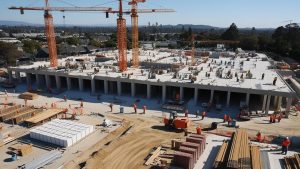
[194, 88, 198, 105]
[147, 84, 151, 99]
[26, 73, 31, 89]
[210, 90, 214, 103]
[180, 87, 184, 101]
[277, 96, 282, 110]
[91, 79, 95, 94]
[265, 95, 271, 114]
[16, 71, 21, 83]
[104, 80, 108, 94]
[45, 75, 50, 89]
[286, 97, 292, 118]
[117, 81, 121, 96]
[79, 78, 83, 91]
[246, 93, 250, 106]
[67, 77, 71, 90]
[131, 83, 135, 97]
[8, 70, 13, 83]
[262, 95, 267, 111]
[226, 91, 231, 107]
[162, 85, 166, 103]
[36, 74, 40, 88]
[55, 76, 61, 90]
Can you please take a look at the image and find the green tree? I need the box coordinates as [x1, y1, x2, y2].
[240, 35, 259, 50]
[22, 40, 41, 54]
[221, 23, 239, 40]
[0, 42, 22, 65]
[66, 37, 80, 46]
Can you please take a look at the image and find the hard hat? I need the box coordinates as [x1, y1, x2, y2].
[286, 136, 289, 139]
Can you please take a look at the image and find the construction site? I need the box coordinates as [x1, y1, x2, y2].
[1, 0, 300, 169]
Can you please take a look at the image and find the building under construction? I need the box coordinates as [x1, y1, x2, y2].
[7, 49, 296, 116]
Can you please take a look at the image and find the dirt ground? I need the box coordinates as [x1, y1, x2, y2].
[64, 113, 185, 169]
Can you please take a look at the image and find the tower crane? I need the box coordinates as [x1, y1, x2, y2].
[9, 0, 175, 72]
[128, 0, 175, 68]
[9, 0, 112, 68]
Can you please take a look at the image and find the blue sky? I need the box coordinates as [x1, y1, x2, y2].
[0, 0, 300, 28]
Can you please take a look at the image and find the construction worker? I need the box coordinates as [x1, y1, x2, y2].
[281, 137, 291, 155]
[185, 109, 189, 117]
[278, 114, 282, 123]
[256, 131, 263, 142]
[64, 95, 67, 102]
[133, 104, 137, 113]
[196, 126, 202, 135]
[224, 114, 228, 123]
[109, 103, 113, 112]
[80, 101, 83, 108]
[196, 110, 199, 118]
[227, 116, 232, 126]
[143, 105, 147, 114]
[201, 111, 206, 120]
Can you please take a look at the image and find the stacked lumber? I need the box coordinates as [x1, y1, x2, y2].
[284, 153, 300, 169]
[213, 129, 260, 169]
[250, 146, 262, 169]
[12, 108, 43, 124]
[227, 129, 251, 169]
[0, 106, 31, 121]
[213, 141, 229, 168]
[19, 92, 38, 100]
[0, 105, 21, 114]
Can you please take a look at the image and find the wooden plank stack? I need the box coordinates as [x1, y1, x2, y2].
[213, 141, 229, 168]
[250, 146, 262, 169]
[284, 153, 300, 169]
[213, 129, 260, 169]
[173, 134, 206, 169]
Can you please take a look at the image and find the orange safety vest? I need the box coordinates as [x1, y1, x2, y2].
[282, 139, 291, 147]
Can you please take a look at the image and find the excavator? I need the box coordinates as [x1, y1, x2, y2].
[164, 111, 190, 130]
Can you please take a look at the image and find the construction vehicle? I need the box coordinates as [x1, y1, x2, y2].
[163, 111, 190, 129]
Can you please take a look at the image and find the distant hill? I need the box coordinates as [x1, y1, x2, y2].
[0, 20, 41, 26]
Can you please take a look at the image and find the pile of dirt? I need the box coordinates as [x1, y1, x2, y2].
[64, 114, 185, 169]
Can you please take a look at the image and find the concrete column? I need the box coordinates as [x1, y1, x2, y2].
[117, 81, 121, 96]
[277, 96, 282, 110]
[262, 95, 267, 111]
[265, 95, 271, 114]
[16, 71, 21, 83]
[246, 93, 250, 106]
[91, 79, 95, 94]
[210, 90, 214, 103]
[162, 85, 166, 103]
[67, 77, 71, 90]
[35, 74, 40, 88]
[8, 70, 13, 83]
[79, 78, 83, 91]
[286, 97, 292, 118]
[104, 80, 108, 94]
[273, 96, 278, 107]
[26, 73, 31, 89]
[147, 84, 151, 99]
[55, 76, 61, 90]
[180, 87, 184, 101]
[194, 88, 198, 104]
[131, 83, 135, 97]
[45, 75, 50, 89]
[226, 91, 231, 107]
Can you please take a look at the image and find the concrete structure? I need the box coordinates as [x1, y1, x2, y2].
[8, 49, 297, 116]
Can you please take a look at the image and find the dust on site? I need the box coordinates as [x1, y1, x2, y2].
[1, 0, 300, 169]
